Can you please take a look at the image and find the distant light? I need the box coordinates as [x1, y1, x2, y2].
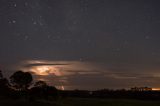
[152, 88, 160, 91]
[61, 86, 65, 90]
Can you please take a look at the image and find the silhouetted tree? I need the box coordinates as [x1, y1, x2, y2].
[34, 80, 47, 88]
[30, 80, 58, 100]
[0, 70, 10, 97]
[0, 70, 3, 79]
[10, 71, 33, 91]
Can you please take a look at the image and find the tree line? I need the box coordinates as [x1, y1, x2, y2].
[1, 70, 160, 101]
[0, 70, 58, 101]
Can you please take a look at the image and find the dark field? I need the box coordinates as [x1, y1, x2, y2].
[0, 98, 160, 106]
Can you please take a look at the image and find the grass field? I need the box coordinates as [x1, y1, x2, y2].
[0, 98, 160, 106]
[58, 98, 160, 106]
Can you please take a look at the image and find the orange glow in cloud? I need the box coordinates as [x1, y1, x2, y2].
[30, 66, 61, 76]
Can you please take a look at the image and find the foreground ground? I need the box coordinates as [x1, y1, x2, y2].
[0, 98, 160, 106]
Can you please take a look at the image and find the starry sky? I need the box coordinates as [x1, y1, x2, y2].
[0, 0, 160, 90]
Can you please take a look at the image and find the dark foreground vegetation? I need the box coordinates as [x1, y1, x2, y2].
[0, 98, 160, 106]
[1, 70, 160, 106]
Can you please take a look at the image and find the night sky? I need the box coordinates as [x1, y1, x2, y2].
[0, 0, 160, 90]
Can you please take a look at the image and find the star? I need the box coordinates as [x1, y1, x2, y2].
[24, 2, 28, 6]
[24, 36, 29, 40]
[8, 20, 16, 24]
[47, 35, 51, 39]
[33, 21, 37, 25]
[14, 3, 17, 7]
[145, 36, 150, 40]
[12, 20, 16, 23]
